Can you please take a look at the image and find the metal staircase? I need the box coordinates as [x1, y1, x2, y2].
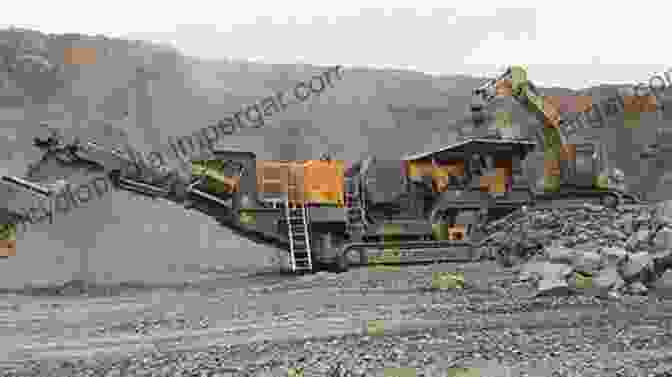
[345, 176, 367, 239]
[285, 203, 313, 272]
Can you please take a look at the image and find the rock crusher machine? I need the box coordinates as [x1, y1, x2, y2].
[20, 131, 542, 272]
[222, 137, 539, 273]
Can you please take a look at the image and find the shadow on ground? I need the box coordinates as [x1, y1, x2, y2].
[0, 265, 292, 298]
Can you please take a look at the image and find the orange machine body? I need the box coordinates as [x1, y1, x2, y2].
[256, 160, 345, 207]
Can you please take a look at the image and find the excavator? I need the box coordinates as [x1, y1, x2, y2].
[0, 66, 642, 274]
[468, 66, 640, 208]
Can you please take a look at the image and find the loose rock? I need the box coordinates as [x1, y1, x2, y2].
[601, 247, 627, 265]
[627, 281, 648, 295]
[481, 201, 672, 298]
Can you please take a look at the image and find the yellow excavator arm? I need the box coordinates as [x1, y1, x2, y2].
[471, 66, 572, 146]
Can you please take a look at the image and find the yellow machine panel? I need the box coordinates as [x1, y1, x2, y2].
[303, 160, 344, 206]
[406, 160, 465, 193]
[493, 159, 513, 193]
[256, 160, 344, 206]
[406, 160, 434, 178]
[406, 160, 465, 178]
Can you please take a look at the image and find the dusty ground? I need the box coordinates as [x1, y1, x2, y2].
[1, 261, 672, 376]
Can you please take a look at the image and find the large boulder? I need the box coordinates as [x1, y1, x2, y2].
[536, 279, 571, 297]
[652, 228, 672, 250]
[545, 247, 602, 274]
[592, 265, 625, 292]
[572, 250, 603, 275]
[627, 281, 648, 295]
[536, 261, 574, 281]
[656, 200, 672, 223]
[651, 270, 672, 294]
[625, 229, 652, 251]
[518, 260, 547, 282]
[653, 250, 672, 277]
[600, 246, 628, 266]
[545, 246, 578, 264]
[620, 251, 654, 282]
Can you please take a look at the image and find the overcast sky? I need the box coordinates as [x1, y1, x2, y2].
[2, 1, 670, 90]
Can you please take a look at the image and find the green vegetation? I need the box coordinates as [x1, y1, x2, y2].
[432, 271, 465, 290]
[0, 223, 16, 241]
[384, 367, 416, 377]
[287, 367, 304, 377]
[447, 367, 480, 377]
[365, 320, 385, 336]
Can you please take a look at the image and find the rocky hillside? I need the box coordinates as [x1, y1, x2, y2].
[0, 27, 669, 288]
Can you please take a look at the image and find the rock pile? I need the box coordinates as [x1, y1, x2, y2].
[480, 200, 672, 297]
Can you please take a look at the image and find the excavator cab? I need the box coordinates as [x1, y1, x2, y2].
[526, 139, 635, 206]
[559, 141, 616, 190]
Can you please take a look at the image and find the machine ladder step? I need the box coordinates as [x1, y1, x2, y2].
[285, 203, 313, 272]
[345, 177, 367, 237]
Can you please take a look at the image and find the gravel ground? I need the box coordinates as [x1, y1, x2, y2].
[2, 261, 672, 376]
